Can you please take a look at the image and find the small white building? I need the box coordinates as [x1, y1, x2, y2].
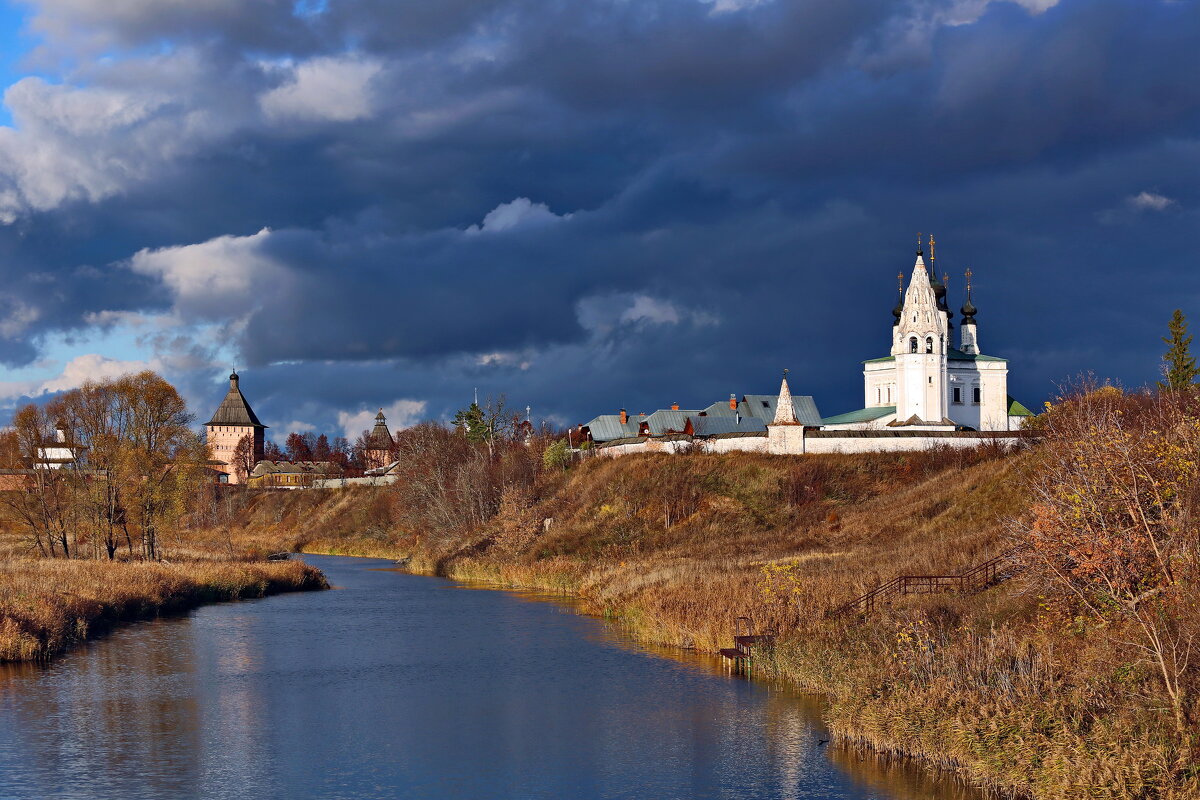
[823, 241, 1032, 432]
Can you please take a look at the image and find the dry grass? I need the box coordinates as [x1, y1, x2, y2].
[0, 557, 326, 662]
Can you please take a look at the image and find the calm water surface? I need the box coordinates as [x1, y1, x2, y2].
[0, 555, 986, 800]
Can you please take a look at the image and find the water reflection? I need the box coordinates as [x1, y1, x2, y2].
[1, 556, 990, 800]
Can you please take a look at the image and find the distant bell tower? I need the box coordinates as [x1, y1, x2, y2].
[891, 237, 949, 424]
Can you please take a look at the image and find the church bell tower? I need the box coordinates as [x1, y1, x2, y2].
[891, 238, 950, 424]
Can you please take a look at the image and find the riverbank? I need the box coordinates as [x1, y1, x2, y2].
[0, 558, 327, 662]
[198, 446, 1198, 799]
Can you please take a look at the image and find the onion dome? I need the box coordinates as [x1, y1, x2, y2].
[961, 294, 977, 324]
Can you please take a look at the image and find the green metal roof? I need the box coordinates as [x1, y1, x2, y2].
[862, 349, 1007, 364]
[1007, 396, 1034, 416]
[821, 405, 896, 425]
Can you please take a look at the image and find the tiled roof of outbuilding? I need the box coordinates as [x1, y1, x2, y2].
[821, 406, 897, 425]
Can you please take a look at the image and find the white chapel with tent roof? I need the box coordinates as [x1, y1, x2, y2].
[819, 235, 1031, 433]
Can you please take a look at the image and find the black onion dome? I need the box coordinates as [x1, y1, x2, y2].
[961, 294, 977, 323]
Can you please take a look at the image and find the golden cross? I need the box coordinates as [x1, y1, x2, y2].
[897, 272, 904, 291]
[929, 233, 936, 263]
[965, 267, 973, 290]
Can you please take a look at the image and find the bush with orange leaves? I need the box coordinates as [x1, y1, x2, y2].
[1021, 382, 1200, 734]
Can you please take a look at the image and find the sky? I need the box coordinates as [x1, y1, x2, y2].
[0, 0, 1194, 441]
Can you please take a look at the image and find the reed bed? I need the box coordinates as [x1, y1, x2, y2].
[0, 558, 326, 662]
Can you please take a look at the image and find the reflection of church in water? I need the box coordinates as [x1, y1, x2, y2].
[821, 236, 1031, 432]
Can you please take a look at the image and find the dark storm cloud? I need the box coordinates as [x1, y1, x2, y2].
[0, 0, 1198, 431]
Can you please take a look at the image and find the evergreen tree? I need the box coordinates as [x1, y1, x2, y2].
[452, 402, 490, 442]
[1160, 309, 1199, 390]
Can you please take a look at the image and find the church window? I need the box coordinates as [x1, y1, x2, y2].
[909, 337, 918, 353]
[925, 337, 933, 353]
[886, 386, 891, 402]
[876, 388, 880, 403]
[973, 387, 981, 404]
[953, 387, 962, 404]
[928, 377, 933, 384]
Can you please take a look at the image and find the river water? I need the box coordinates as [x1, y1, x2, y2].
[0, 555, 985, 800]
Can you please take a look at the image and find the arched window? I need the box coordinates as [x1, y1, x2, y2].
[925, 337, 933, 353]
[909, 337, 918, 353]
[876, 387, 881, 403]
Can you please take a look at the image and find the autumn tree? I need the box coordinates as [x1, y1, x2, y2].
[312, 433, 332, 461]
[1, 405, 78, 557]
[1161, 309, 1199, 390]
[264, 440, 285, 461]
[108, 372, 209, 560]
[231, 435, 256, 483]
[285, 432, 312, 462]
[1020, 384, 1200, 733]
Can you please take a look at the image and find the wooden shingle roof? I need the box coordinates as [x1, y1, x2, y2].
[206, 372, 266, 428]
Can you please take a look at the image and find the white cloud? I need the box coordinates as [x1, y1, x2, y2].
[0, 300, 41, 339]
[260, 55, 383, 123]
[701, 0, 772, 14]
[466, 197, 570, 234]
[577, 293, 720, 335]
[476, 351, 532, 370]
[0, 48, 244, 222]
[337, 399, 427, 439]
[127, 228, 290, 322]
[0, 353, 159, 401]
[1127, 191, 1174, 212]
[38, 353, 156, 393]
[620, 296, 682, 325]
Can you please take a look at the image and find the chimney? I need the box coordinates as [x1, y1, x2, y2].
[619, 408, 628, 424]
[671, 402, 679, 411]
[729, 394, 737, 410]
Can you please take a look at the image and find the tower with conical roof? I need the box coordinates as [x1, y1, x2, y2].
[205, 371, 267, 484]
[363, 408, 395, 469]
[768, 370, 806, 454]
[891, 243, 950, 425]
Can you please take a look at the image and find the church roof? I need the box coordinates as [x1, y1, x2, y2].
[1007, 396, 1034, 417]
[861, 349, 1007, 365]
[206, 373, 266, 428]
[821, 406, 896, 425]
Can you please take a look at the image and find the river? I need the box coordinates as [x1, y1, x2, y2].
[0, 555, 986, 800]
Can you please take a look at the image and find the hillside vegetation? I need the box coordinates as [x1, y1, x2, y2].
[204, 388, 1200, 800]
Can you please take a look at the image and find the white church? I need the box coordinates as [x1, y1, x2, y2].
[585, 237, 1032, 457]
[819, 237, 1031, 433]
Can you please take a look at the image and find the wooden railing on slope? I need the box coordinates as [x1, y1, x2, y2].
[832, 545, 1026, 617]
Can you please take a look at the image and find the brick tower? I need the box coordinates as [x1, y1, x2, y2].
[205, 371, 267, 484]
